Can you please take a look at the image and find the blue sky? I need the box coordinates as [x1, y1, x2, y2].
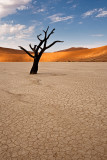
[0, 0, 107, 51]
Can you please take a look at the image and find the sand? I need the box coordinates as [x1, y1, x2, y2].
[0, 62, 107, 160]
[0, 45, 107, 62]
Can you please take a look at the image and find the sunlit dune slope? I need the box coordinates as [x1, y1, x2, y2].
[41, 46, 107, 62]
[0, 45, 107, 62]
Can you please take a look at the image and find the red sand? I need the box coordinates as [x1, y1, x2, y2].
[0, 45, 107, 62]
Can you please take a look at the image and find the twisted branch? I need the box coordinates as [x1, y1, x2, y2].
[19, 46, 34, 58]
[37, 34, 42, 41]
[19, 26, 64, 60]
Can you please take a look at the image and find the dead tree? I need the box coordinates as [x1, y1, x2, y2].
[19, 26, 63, 74]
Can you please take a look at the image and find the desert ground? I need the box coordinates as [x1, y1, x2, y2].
[0, 62, 107, 160]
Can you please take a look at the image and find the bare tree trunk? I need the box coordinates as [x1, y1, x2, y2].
[30, 58, 39, 74]
[19, 26, 63, 74]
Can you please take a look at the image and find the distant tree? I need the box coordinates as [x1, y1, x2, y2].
[19, 26, 63, 74]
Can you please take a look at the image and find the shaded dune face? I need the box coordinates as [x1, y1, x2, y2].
[0, 47, 33, 62]
[0, 53, 33, 62]
[0, 46, 107, 62]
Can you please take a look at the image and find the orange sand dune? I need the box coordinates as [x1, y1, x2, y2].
[41, 45, 107, 62]
[0, 45, 107, 62]
[57, 47, 88, 52]
[0, 47, 33, 62]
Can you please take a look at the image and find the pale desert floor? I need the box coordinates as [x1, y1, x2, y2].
[0, 62, 107, 160]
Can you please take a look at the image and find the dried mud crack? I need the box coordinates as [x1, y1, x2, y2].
[0, 62, 107, 160]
